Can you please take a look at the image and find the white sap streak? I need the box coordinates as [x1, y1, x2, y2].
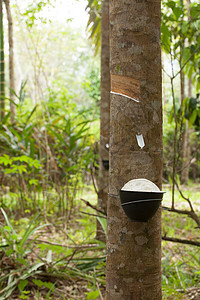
[110, 91, 140, 103]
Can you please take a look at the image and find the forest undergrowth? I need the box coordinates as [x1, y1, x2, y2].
[0, 86, 199, 299]
[0, 184, 200, 299]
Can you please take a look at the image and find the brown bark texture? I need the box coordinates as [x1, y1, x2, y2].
[181, 0, 191, 184]
[106, 1, 162, 299]
[180, 68, 188, 183]
[181, 121, 191, 184]
[4, 0, 15, 121]
[98, 0, 110, 214]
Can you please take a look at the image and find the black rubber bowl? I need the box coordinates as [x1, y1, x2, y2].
[120, 190, 165, 205]
[121, 199, 162, 222]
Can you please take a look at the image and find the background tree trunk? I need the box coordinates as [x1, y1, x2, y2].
[96, 0, 110, 240]
[4, 0, 15, 122]
[106, 1, 162, 299]
[0, 0, 5, 121]
[181, 0, 191, 184]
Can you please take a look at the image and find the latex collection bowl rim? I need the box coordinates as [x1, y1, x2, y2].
[120, 189, 165, 193]
[121, 199, 162, 206]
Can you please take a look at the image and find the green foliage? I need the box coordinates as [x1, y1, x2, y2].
[0, 209, 49, 299]
[86, 290, 100, 300]
[183, 96, 200, 130]
[20, 0, 55, 27]
[162, 249, 200, 298]
[161, 0, 200, 91]
[96, 215, 107, 235]
[0, 208, 48, 261]
[0, 83, 99, 214]
[0, 203, 106, 298]
[83, 69, 101, 105]
[0, 154, 41, 175]
[86, 0, 101, 54]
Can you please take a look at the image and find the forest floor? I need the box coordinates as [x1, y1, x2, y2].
[0, 184, 200, 299]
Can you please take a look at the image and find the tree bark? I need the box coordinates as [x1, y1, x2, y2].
[0, 0, 5, 121]
[106, 1, 162, 299]
[4, 0, 15, 122]
[181, 0, 191, 184]
[180, 67, 188, 184]
[97, 0, 110, 240]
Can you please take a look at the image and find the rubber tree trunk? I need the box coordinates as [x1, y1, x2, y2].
[97, 0, 110, 240]
[4, 0, 15, 122]
[106, 1, 162, 299]
[0, 0, 5, 121]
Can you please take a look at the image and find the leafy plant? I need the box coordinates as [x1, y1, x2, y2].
[0, 208, 48, 262]
[0, 208, 50, 299]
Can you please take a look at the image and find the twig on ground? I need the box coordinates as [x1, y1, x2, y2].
[47, 220, 77, 246]
[96, 281, 104, 300]
[28, 239, 105, 249]
[162, 235, 200, 247]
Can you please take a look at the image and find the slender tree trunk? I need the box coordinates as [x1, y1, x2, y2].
[181, 0, 191, 184]
[0, 0, 5, 121]
[162, 54, 167, 121]
[4, 0, 15, 122]
[106, 1, 162, 299]
[97, 0, 110, 240]
[180, 70, 185, 105]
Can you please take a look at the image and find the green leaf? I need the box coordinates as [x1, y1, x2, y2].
[28, 159, 41, 169]
[187, 64, 194, 79]
[97, 216, 107, 235]
[32, 279, 44, 288]
[32, 279, 55, 291]
[173, 7, 182, 20]
[182, 48, 191, 65]
[0, 154, 13, 166]
[181, 21, 189, 34]
[4, 226, 12, 231]
[17, 258, 28, 266]
[6, 249, 14, 256]
[189, 109, 197, 127]
[7, 165, 28, 174]
[46, 250, 52, 263]
[43, 281, 55, 290]
[28, 179, 39, 186]
[1, 208, 16, 235]
[167, 1, 176, 9]
[24, 104, 37, 127]
[18, 279, 28, 292]
[11, 234, 18, 240]
[196, 76, 200, 92]
[190, 5, 200, 18]
[26, 262, 44, 275]
[86, 290, 100, 300]
[19, 213, 40, 248]
[1, 112, 11, 125]
[13, 155, 30, 163]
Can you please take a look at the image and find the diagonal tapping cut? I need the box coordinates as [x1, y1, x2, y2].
[110, 74, 145, 149]
[111, 74, 141, 102]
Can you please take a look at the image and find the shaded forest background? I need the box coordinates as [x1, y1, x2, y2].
[0, 0, 200, 299]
